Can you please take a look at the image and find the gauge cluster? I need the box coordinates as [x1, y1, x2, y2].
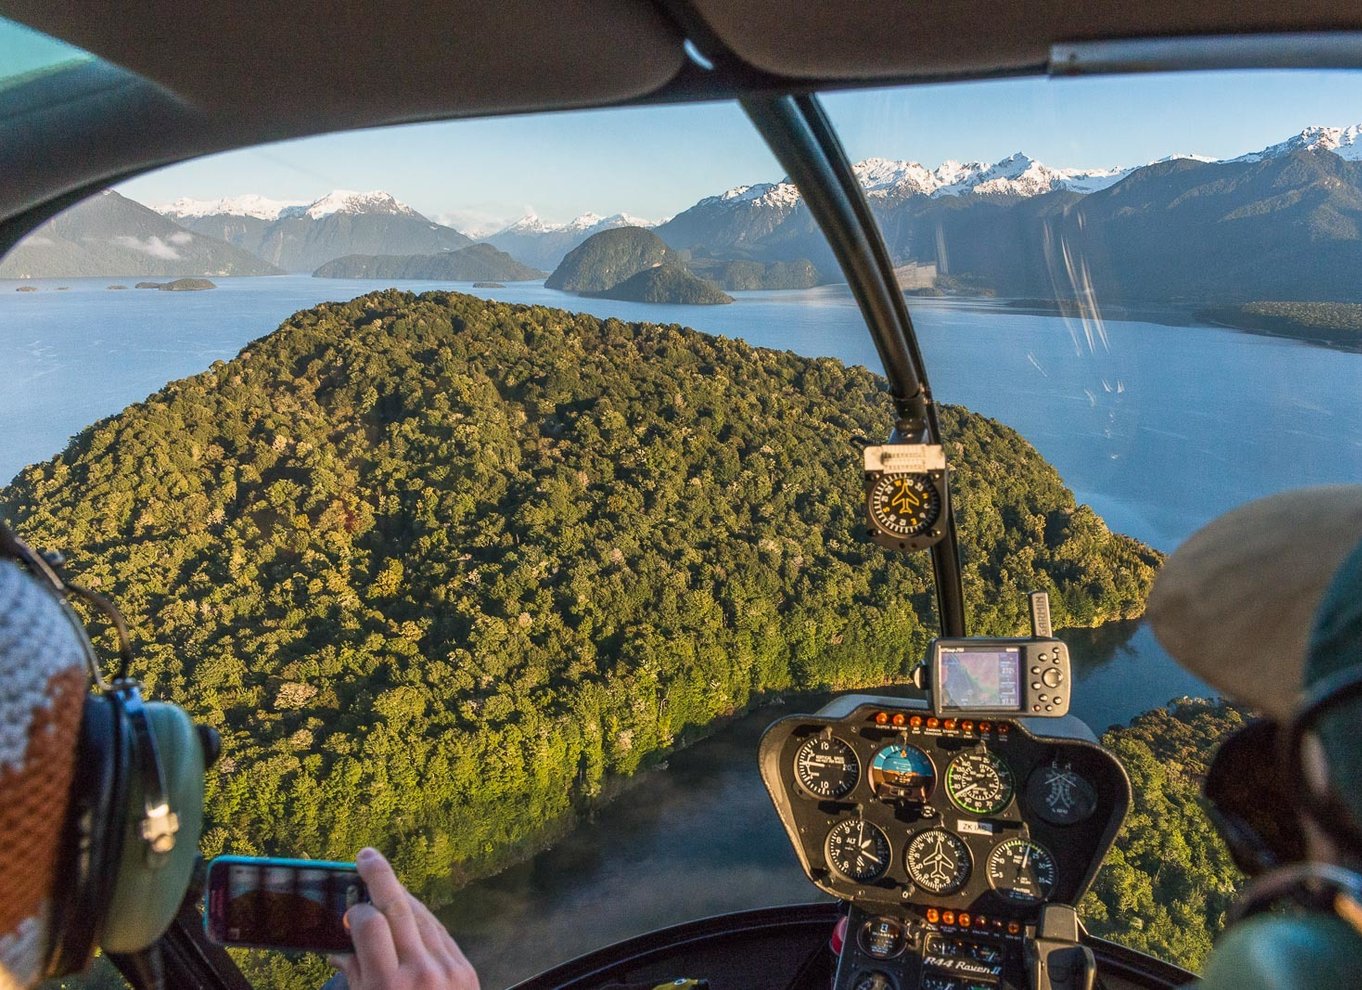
[759, 696, 1130, 919]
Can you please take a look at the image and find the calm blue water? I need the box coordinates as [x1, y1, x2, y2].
[4, 275, 1359, 986]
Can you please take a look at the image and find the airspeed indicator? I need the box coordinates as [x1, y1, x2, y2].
[793, 736, 860, 800]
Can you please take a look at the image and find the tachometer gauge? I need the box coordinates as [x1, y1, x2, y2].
[945, 750, 1014, 816]
[867, 472, 941, 539]
[986, 837, 1057, 904]
[793, 736, 860, 800]
[1025, 762, 1097, 826]
[825, 819, 892, 883]
[905, 828, 972, 895]
[869, 742, 936, 802]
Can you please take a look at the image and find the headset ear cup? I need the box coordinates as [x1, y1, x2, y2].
[100, 701, 205, 955]
[45, 694, 124, 978]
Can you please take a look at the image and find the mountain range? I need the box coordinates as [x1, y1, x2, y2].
[8, 124, 1362, 304]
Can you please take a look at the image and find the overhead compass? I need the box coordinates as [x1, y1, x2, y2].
[868, 473, 941, 539]
[862, 443, 950, 552]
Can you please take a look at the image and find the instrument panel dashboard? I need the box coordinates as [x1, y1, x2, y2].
[759, 695, 1130, 921]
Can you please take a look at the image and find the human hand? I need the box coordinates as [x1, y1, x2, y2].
[328, 848, 480, 990]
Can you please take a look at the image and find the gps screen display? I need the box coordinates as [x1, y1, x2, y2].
[937, 647, 1022, 711]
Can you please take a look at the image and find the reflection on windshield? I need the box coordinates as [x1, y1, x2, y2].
[4, 71, 1361, 987]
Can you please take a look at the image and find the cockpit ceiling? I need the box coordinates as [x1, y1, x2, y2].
[685, 0, 1362, 80]
[0, 0, 687, 121]
[7, 0, 1362, 121]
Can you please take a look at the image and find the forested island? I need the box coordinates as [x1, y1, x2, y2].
[5, 290, 1166, 988]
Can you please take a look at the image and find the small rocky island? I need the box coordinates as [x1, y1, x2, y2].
[135, 278, 217, 291]
[589, 264, 733, 305]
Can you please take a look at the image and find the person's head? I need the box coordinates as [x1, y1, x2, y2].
[0, 524, 210, 988]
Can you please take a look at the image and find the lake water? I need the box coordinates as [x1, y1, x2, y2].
[3, 275, 1361, 986]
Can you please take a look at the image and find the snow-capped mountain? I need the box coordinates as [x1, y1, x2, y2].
[159, 194, 306, 221]
[486, 212, 659, 270]
[1230, 124, 1362, 163]
[278, 189, 424, 221]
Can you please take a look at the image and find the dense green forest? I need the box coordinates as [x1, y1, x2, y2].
[1081, 700, 1248, 972]
[589, 264, 733, 305]
[1199, 300, 1362, 350]
[5, 290, 1160, 987]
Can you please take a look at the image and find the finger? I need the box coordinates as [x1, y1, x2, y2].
[355, 848, 425, 962]
[406, 894, 478, 988]
[345, 903, 397, 985]
[406, 893, 457, 957]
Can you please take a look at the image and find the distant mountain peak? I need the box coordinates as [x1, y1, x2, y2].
[158, 194, 307, 221]
[280, 190, 424, 221]
[1232, 123, 1362, 163]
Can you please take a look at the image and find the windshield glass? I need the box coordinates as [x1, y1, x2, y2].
[0, 15, 96, 93]
[3, 71, 1359, 990]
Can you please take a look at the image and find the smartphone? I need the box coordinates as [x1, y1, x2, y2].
[204, 855, 369, 953]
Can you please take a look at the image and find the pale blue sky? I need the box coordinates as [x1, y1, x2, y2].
[112, 70, 1362, 232]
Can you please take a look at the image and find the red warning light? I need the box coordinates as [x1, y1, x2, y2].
[942, 911, 957, 926]
[909, 715, 923, 728]
[943, 719, 958, 731]
[998, 723, 1011, 735]
[975, 915, 988, 928]
[1008, 921, 1021, 935]
[891, 713, 907, 727]
[978, 721, 991, 733]
[961, 720, 974, 732]
[925, 908, 940, 924]
[926, 717, 940, 729]
[874, 712, 889, 725]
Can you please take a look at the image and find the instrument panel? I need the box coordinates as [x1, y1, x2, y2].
[759, 696, 1130, 920]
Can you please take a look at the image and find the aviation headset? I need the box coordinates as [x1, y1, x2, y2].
[0, 521, 210, 979]
[1203, 537, 1362, 936]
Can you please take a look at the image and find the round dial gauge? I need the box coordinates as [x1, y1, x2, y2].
[859, 916, 909, 960]
[869, 742, 936, 802]
[1025, 762, 1098, 826]
[868, 473, 941, 538]
[825, 819, 892, 883]
[987, 838, 1057, 904]
[793, 736, 860, 800]
[905, 828, 972, 895]
[852, 974, 895, 990]
[945, 749, 1015, 816]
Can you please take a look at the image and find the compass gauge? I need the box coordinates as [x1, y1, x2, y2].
[1025, 762, 1098, 826]
[793, 736, 860, 800]
[945, 750, 1015, 816]
[905, 828, 972, 895]
[825, 819, 892, 883]
[868, 472, 942, 539]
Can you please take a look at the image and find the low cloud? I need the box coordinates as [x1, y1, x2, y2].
[111, 235, 181, 260]
[21, 235, 54, 247]
[168, 231, 194, 245]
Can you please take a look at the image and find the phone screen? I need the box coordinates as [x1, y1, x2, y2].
[207, 857, 367, 952]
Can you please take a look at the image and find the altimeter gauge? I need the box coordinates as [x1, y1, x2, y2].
[825, 819, 892, 883]
[793, 736, 860, 800]
[945, 749, 1015, 817]
[862, 444, 949, 552]
[905, 828, 972, 895]
[986, 837, 1057, 904]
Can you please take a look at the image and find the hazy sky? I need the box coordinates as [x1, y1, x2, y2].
[114, 70, 1362, 232]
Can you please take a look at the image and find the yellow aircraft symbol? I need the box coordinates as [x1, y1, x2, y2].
[891, 480, 922, 513]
